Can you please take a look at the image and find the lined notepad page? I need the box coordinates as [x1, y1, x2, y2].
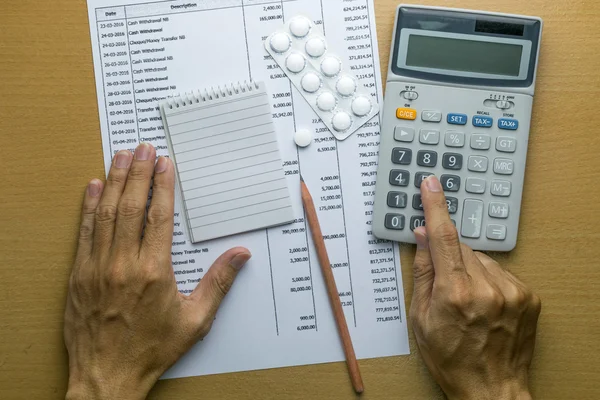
[161, 82, 294, 243]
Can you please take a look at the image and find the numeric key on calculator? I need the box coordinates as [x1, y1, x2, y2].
[387, 192, 407, 208]
[392, 148, 412, 165]
[442, 153, 463, 170]
[385, 214, 405, 230]
[389, 170, 410, 186]
[417, 150, 438, 167]
[441, 175, 460, 192]
[410, 216, 426, 231]
[446, 197, 458, 214]
[414, 172, 433, 188]
[412, 194, 423, 210]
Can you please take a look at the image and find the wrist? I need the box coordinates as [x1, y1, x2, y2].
[446, 378, 532, 400]
[66, 367, 157, 400]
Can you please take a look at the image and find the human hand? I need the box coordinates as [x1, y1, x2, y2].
[409, 176, 541, 400]
[64, 143, 251, 400]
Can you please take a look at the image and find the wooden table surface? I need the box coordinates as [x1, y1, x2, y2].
[1, 0, 599, 399]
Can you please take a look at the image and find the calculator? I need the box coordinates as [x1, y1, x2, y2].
[372, 5, 543, 251]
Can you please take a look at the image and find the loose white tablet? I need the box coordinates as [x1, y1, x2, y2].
[270, 33, 291, 53]
[332, 111, 352, 132]
[285, 53, 306, 73]
[316, 92, 336, 111]
[351, 96, 372, 116]
[289, 16, 311, 38]
[294, 129, 313, 148]
[336, 76, 356, 97]
[301, 73, 321, 93]
[321, 56, 341, 77]
[305, 37, 326, 58]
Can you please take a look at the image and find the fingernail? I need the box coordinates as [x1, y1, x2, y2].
[155, 157, 168, 174]
[425, 176, 442, 193]
[135, 143, 152, 161]
[230, 252, 252, 271]
[414, 228, 429, 250]
[88, 179, 102, 197]
[114, 151, 132, 169]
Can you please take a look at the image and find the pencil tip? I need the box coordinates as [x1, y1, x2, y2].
[300, 174, 304, 183]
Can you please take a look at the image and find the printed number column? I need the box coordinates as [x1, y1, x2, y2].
[243, 0, 320, 336]
[322, 0, 402, 325]
[96, 7, 139, 157]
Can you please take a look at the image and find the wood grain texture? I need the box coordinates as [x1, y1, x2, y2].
[0, 1, 599, 399]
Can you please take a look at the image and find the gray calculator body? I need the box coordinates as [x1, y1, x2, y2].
[372, 5, 543, 251]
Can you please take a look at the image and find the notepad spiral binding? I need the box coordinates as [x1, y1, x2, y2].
[165, 81, 261, 109]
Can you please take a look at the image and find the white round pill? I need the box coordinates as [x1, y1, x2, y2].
[351, 96, 372, 117]
[332, 111, 353, 132]
[289, 16, 311, 38]
[320, 56, 341, 77]
[305, 37, 326, 58]
[336, 76, 356, 96]
[294, 128, 313, 148]
[316, 92, 337, 111]
[285, 53, 306, 73]
[301, 73, 322, 93]
[270, 33, 291, 53]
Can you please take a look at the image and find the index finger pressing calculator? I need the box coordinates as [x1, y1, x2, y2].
[372, 5, 543, 251]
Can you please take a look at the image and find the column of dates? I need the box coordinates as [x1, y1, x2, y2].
[327, 0, 402, 324]
[243, 0, 319, 336]
[97, 7, 139, 156]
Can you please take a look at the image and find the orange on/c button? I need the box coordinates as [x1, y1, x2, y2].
[396, 108, 417, 120]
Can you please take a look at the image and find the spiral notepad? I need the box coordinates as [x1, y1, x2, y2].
[160, 81, 294, 243]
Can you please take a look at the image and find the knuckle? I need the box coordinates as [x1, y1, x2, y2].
[128, 165, 151, 181]
[78, 223, 94, 241]
[118, 197, 146, 219]
[146, 203, 172, 226]
[107, 171, 126, 187]
[95, 204, 118, 224]
[106, 266, 128, 288]
[481, 286, 505, 311]
[212, 272, 234, 299]
[447, 288, 473, 310]
[530, 294, 542, 314]
[195, 319, 214, 339]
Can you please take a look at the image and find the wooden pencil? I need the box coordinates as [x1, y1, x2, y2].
[300, 175, 364, 394]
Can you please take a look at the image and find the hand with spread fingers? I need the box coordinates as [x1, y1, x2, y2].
[64, 143, 251, 400]
[410, 176, 541, 400]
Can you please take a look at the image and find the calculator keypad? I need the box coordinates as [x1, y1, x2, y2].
[417, 151, 438, 167]
[392, 148, 412, 165]
[414, 172, 433, 188]
[389, 170, 410, 186]
[374, 81, 529, 251]
[441, 175, 461, 192]
[470, 134, 491, 150]
[419, 129, 440, 145]
[387, 192, 407, 208]
[468, 156, 488, 172]
[442, 153, 463, 170]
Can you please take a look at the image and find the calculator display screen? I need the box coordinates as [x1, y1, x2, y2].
[405, 35, 523, 77]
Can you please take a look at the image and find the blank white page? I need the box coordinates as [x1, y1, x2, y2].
[161, 81, 294, 243]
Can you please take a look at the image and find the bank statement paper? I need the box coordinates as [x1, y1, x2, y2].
[87, 0, 409, 379]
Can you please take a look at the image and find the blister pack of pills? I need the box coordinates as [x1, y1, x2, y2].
[265, 15, 380, 141]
